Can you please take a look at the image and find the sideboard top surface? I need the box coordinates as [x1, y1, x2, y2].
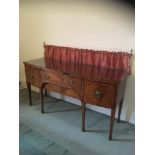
[24, 57, 128, 84]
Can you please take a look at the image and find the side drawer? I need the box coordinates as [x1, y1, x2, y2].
[24, 64, 40, 87]
[83, 80, 115, 108]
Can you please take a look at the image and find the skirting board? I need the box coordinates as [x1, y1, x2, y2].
[20, 79, 134, 124]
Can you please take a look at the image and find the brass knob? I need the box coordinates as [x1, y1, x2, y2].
[95, 90, 102, 98]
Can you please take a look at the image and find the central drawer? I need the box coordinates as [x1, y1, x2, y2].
[40, 71, 81, 91]
[83, 80, 115, 108]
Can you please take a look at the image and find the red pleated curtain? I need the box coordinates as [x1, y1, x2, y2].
[44, 45, 132, 74]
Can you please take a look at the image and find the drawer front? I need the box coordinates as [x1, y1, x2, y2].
[25, 65, 39, 87]
[44, 84, 81, 99]
[83, 81, 115, 108]
[40, 71, 82, 93]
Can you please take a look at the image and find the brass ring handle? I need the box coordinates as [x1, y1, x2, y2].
[95, 90, 102, 98]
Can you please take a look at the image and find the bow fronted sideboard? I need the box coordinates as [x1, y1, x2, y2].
[24, 44, 132, 140]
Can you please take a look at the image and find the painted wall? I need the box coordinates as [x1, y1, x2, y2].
[19, 0, 135, 124]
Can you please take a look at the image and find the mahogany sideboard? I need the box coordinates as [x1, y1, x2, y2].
[24, 56, 129, 140]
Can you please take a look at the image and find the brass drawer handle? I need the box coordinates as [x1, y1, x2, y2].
[68, 80, 73, 85]
[31, 75, 34, 80]
[46, 75, 50, 79]
[95, 90, 102, 98]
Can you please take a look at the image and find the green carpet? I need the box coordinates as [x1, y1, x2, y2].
[19, 89, 135, 155]
[20, 122, 75, 155]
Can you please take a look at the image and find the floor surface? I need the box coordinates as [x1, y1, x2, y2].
[19, 89, 135, 155]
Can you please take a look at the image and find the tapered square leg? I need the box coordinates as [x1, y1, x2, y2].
[109, 107, 116, 140]
[118, 99, 123, 123]
[82, 102, 86, 132]
[26, 82, 32, 106]
[40, 88, 44, 113]
[44, 89, 48, 97]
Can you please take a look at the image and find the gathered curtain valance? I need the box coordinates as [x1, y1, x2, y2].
[44, 45, 132, 74]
